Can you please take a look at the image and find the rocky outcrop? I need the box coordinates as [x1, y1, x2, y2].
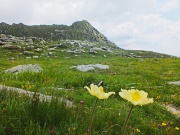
[70, 20, 116, 47]
[0, 85, 73, 107]
[0, 21, 117, 48]
[0, 21, 175, 58]
[4, 64, 43, 74]
[70, 64, 109, 72]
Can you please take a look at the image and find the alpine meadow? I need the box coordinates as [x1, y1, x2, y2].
[0, 20, 180, 135]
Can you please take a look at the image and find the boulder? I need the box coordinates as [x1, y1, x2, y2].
[2, 44, 19, 50]
[4, 64, 43, 74]
[70, 64, 109, 72]
[0, 41, 5, 45]
[24, 51, 34, 55]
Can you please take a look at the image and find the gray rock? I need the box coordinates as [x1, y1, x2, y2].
[24, 51, 34, 55]
[2, 44, 13, 48]
[4, 64, 43, 74]
[48, 48, 56, 51]
[25, 38, 33, 44]
[2, 44, 19, 50]
[0, 85, 73, 107]
[89, 48, 98, 54]
[33, 56, 39, 59]
[0, 41, 5, 45]
[164, 104, 180, 118]
[8, 57, 16, 60]
[26, 57, 31, 59]
[48, 52, 53, 55]
[35, 48, 42, 52]
[168, 81, 180, 85]
[70, 64, 109, 72]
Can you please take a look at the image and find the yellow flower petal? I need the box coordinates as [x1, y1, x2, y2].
[138, 98, 154, 106]
[119, 89, 153, 106]
[136, 128, 141, 132]
[85, 84, 115, 99]
[162, 122, 167, 126]
[119, 89, 132, 101]
[96, 92, 115, 99]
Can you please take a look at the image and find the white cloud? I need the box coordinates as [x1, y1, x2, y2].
[159, 0, 180, 12]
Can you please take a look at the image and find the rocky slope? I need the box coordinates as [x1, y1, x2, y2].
[0, 20, 174, 58]
[0, 20, 116, 47]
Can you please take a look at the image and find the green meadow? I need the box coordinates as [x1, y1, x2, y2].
[0, 48, 180, 135]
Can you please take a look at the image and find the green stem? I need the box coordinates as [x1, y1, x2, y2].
[88, 98, 98, 135]
[122, 104, 134, 135]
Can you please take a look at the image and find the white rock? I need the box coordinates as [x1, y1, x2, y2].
[70, 64, 109, 72]
[4, 64, 43, 74]
[168, 81, 180, 85]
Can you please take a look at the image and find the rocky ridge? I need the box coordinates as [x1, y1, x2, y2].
[0, 20, 175, 58]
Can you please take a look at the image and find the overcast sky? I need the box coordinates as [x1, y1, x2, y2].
[1, 0, 180, 57]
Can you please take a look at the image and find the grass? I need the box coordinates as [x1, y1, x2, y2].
[0, 46, 180, 134]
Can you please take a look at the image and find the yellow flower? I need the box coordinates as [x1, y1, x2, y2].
[136, 128, 141, 132]
[119, 89, 153, 106]
[84, 84, 115, 99]
[162, 122, 167, 126]
[175, 127, 179, 130]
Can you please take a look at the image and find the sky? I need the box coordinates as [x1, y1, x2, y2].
[0, 0, 180, 57]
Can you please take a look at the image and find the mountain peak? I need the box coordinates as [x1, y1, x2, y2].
[70, 20, 116, 47]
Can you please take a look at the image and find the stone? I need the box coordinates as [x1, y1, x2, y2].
[48, 52, 53, 55]
[89, 48, 98, 54]
[164, 104, 180, 118]
[48, 48, 56, 51]
[0, 85, 73, 107]
[8, 57, 16, 60]
[24, 51, 34, 55]
[0, 41, 5, 45]
[168, 81, 180, 85]
[70, 64, 109, 72]
[35, 48, 42, 52]
[2, 44, 19, 50]
[25, 38, 33, 44]
[26, 57, 31, 59]
[4, 64, 43, 74]
[33, 56, 39, 59]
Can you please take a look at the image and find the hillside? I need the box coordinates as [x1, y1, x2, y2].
[0, 20, 174, 58]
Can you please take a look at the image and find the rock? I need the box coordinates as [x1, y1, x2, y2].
[168, 81, 180, 85]
[25, 38, 33, 44]
[2, 44, 19, 50]
[24, 51, 34, 55]
[56, 43, 69, 48]
[70, 64, 109, 72]
[40, 39, 46, 45]
[0, 85, 73, 107]
[0, 41, 5, 45]
[33, 56, 39, 59]
[164, 104, 180, 118]
[48, 52, 53, 55]
[4, 64, 43, 74]
[89, 48, 98, 54]
[66, 48, 84, 54]
[48, 48, 56, 51]
[35, 48, 42, 52]
[0, 34, 6, 39]
[8, 57, 16, 60]
[26, 57, 31, 59]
